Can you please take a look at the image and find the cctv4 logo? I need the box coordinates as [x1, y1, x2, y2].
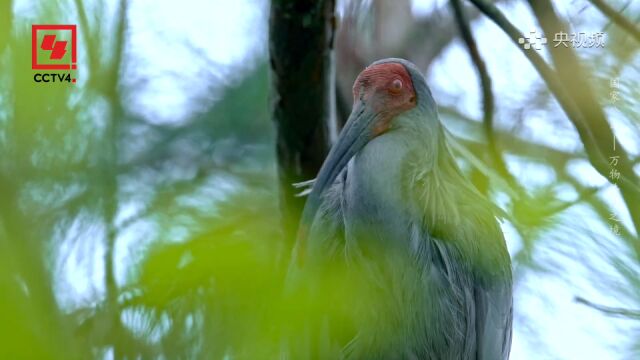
[32, 24, 77, 84]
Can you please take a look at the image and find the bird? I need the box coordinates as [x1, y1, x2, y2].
[288, 58, 512, 359]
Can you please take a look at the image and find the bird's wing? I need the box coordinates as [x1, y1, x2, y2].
[304, 169, 347, 261]
[466, 208, 513, 360]
[445, 144, 513, 359]
[407, 225, 474, 359]
[284, 170, 350, 360]
[289, 169, 347, 270]
[475, 272, 513, 360]
[410, 203, 512, 359]
[460, 230, 513, 360]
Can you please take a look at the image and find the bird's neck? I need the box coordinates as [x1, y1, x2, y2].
[345, 115, 450, 240]
[347, 114, 475, 238]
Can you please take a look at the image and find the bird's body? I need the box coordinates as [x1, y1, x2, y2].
[290, 58, 512, 359]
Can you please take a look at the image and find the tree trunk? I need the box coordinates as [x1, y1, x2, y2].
[269, 0, 337, 245]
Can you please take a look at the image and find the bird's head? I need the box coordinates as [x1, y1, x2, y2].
[310, 58, 436, 199]
[296, 58, 439, 260]
[351, 61, 417, 135]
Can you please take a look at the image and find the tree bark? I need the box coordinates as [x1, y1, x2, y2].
[269, 0, 336, 245]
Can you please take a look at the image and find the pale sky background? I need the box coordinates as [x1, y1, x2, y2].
[13, 0, 640, 358]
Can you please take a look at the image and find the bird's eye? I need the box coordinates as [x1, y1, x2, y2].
[390, 79, 403, 94]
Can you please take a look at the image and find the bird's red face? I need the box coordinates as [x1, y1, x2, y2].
[352, 63, 417, 135]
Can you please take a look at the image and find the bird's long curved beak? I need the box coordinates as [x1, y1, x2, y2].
[300, 101, 375, 225]
[292, 101, 376, 266]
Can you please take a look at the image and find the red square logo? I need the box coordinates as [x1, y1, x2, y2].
[32, 24, 77, 70]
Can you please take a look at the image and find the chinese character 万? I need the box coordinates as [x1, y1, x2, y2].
[609, 156, 619, 166]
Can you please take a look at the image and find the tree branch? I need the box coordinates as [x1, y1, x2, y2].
[527, 0, 640, 235]
[440, 106, 584, 168]
[450, 0, 521, 193]
[469, 0, 640, 236]
[73, 0, 96, 80]
[98, 1, 129, 357]
[588, 0, 640, 43]
[563, 175, 640, 258]
[408, 3, 484, 70]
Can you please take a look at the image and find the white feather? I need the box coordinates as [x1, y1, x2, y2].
[292, 178, 316, 197]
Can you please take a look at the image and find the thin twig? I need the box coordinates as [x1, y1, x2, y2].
[542, 185, 601, 217]
[73, 0, 97, 82]
[603, 0, 632, 32]
[102, 1, 129, 358]
[575, 296, 640, 319]
[589, 0, 640, 43]
[439, 105, 584, 167]
[106, 0, 128, 97]
[564, 175, 640, 259]
[450, 0, 521, 193]
[467, 0, 593, 155]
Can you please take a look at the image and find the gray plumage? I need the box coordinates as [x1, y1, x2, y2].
[290, 58, 512, 360]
